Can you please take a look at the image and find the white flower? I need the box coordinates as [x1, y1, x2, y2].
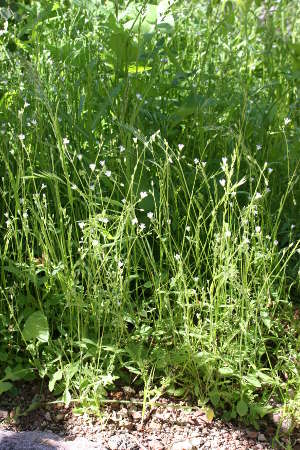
[219, 178, 226, 187]
[193, 276, 199, 282]
[274, 240, 278, 246]
[136, 93, 142, 100]
[100, 160, 105, 167]
[71, 184, 77, 190]
[92, 239, 99, 247]
[77, 153, 83, 161]
[5, 219, 11, 227]
[194, 158, 199, 165]
[78, 222, 85, 230]
[167, 219, 171, 224]
[255, 226, 261, 233]
[118, 261, 123, 268]
[89, 163, 96, 172]
[147, 212, 154, 219]
[23, 211, 28, 219]
[18, 133, 25, 141]
[119, 145, 125, 153]
[140, 191, 148, 199]
[121, 198, 126, 204]
[105, 170, 111, 177]
[139, 223, 146, 231]
[284, 117, 291, 125]
[221, 157, 227, 170]
[186, 226, 191, 232]
[243, 238, 250, 245]
[63, 137, 69, 145]
[24, 101, 30, 108]
[291, 224, 295, 230]
[255, 192, 262, 199]
[256, 144, 262, 151]
[268, 168, 273, 174]
[178, 144, 184, 151]
[132, 217, 138, 225]
[225, 230, 231, 238]
[133, 137, 138, 144]
[201, 161, 207, 167]
[99, 217, 109, 224]
[41, 183, 46, 190]
[168, 157, 173, 164]
[174, 253, 181, 261]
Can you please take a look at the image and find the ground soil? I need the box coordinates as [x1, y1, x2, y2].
[0, 382, 299, 449]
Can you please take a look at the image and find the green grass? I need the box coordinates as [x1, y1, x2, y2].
[0, 0, 300, 434]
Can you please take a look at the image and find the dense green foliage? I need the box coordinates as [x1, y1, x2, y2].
[0, 0, 299, 432]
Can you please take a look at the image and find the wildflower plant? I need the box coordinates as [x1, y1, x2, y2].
[0, 0, 299, 432]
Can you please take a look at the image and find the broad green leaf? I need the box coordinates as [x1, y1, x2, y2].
[237, 399, 248, 416]
[243, 374, 262, 388]
[49, 369, 63, 392]
[22, 311, 49, 343]
[0, 381, 13, 394]
[62, 388, 71, 407]
[205, 407, 215, 422]
[218, 366, 234, 376]
[128, 65, 152, 73]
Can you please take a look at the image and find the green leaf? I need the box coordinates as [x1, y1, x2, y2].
[237, 399, 248, 417]
[243, 374, 262, 388]
[209, 390, 220, 407]
[62, 389, 71, 408]
[0, 381, 13, 394]
[218, 366, 234, 376]
[49, 369, 63, 392]
[22, 311, 49, 343]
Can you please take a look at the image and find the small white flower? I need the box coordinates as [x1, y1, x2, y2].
[77, 153, 83, 161]
[118, 261, 124, 268]
[105, 170, 111, 177]
[92, 239, 99, 247]
[225, 230, 231, 238]
[100, 160, 105, 167]
[255, 226, 261, 233]
[284, 117, 291, 125]
[132, 217, 138, 225]
[41, 183, 46, 190]
[133, 137, 138, 144]
[243, 238, 250, 245]
[274, 240, 278, 246]
[256, 144, 262, 151]
[63, 137, 69, 145]
[78, 222, 85, 230]
[99, 217, 109, 224]
[139, 223, 146, 231]
[136, 93, 142, 100]
[178, 144, 184, 151]
[255, 192, 262, 199]
[90, 184, 95, 191]
[89, 163, 96, 172]
[219, 178, 226, 187]
[119, 145, 125, 153]
[167, 219, 171, 224]
[147, 212, 154, 219]
[168, 157, 173, 164]
[194, 276, 199, 282]
[266, 235, 271, 240]
[268, 167, 273, 174]
[24, 101, 30, 108]
[221, 157, 228, 169]
[186, 226, 191, 232]
[201, 161, 207, 167]
[32, 119, 37, 126]
[23, 211, 28, 219]
[194, 158, 199, 165]
[174, 253, 181, 261]
[291, 224, 295, 230]
[140, 191, 148, 199]
[71, 184, 77, 190]
[122, 198, 126, 204]
[18, 133, 25, 141]
[5, 219, 11, 227]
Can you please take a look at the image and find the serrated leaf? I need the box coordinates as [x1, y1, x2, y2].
[22, 311, 49, 343]
[237, 399, 248, 416]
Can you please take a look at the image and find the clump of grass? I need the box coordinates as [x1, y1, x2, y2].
[0, 0, 299, 429]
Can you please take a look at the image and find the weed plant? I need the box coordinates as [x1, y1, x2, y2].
[0, 0, 300, 431]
